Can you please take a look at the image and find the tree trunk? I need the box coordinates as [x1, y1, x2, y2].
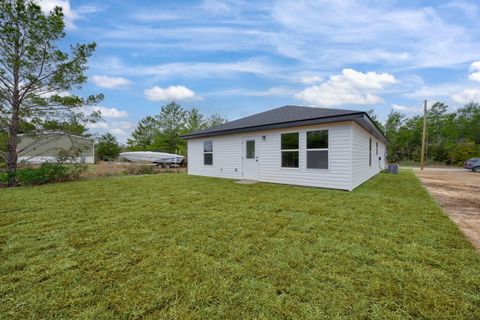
[7, 28, 21, 188]
[7, 97, 19, 187]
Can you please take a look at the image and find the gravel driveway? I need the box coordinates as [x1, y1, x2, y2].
[414, 168, 480, 250]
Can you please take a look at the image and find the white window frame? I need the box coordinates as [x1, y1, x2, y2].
[306, 129, 329, 170]
[369, 138, 372, 167]
[280, 132, 299, 169]
[203, 140, 213, 166]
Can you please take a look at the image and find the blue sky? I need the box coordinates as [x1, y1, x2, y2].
[40, 0, 480, 141]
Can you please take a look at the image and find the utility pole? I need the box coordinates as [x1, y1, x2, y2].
[420, 100, 427, 170]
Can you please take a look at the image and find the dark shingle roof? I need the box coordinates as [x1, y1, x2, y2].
[182, 105, 387, 143]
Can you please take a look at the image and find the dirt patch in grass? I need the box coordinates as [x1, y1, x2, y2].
[415, 169, 480, 250]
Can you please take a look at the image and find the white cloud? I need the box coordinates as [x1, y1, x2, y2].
[145, 59, 275, 78]
[92, 106, 128, 118]
[468, 72, 480, 82]
[144, 85, 199, 102]
[38, 1, 103, 29]
[442, 1, 479, 18]
[110, 128, 127, 136]
[452, 88, 480, 104]
[38, 0, 78, 29]
[77, 4, 105, 15]
[87, 120, 136, 142]
[470, 61, 480, 71]
[92, 57, 278, 80]
[208, 86, 296, 97]
[299, 75, 323, 85]
[39, 90, 70, 98]
[131, 11, 181, 22]
[91, 75, 131, 89]
[81, 0, 480, 75]
[271, 1, 480, 68]
[87, 121, 109, 129]
[202, 0, 231, 14]
[392, 104, 422, 113]
[468, 61, 480, 82]
[404, 82, 464, 99]
[295, 68, 397, 107]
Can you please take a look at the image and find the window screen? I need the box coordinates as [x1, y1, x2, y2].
[307, 130, 328, 169]
[281, 133, 299, 168]
[204, 140, 213, 153]
[281, 132, 299, 150]
[281, 151, 299, 168]
[307, 130, 328, 149]
[204, 140, 213, 165]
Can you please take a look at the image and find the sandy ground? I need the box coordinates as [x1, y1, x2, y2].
[415, 168, 480, 250]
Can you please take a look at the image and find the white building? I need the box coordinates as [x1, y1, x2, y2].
[182, 106, 387, 191]
[17, 132, 95, 164]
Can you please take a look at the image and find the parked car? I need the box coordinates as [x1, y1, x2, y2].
[464, 158, 480, 172]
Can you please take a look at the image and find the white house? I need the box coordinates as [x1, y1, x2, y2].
[182, 106, 387, 191]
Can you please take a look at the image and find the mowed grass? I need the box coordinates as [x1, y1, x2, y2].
[0, 171, 479, 319]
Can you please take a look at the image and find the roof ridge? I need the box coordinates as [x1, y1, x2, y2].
[184, 105, 366, 137]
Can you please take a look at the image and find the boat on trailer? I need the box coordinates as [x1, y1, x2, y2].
[119, 151, 184, 168]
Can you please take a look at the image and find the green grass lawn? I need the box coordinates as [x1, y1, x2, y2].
[1, 171, 479, 319]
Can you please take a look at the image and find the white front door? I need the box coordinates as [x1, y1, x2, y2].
[242, 136, 259, 180]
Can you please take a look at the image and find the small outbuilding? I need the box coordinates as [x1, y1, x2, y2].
[182, 105, 387, 191]
[17, 132, 95, 164]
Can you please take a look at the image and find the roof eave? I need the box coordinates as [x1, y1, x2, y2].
[356, 114, 389, 144]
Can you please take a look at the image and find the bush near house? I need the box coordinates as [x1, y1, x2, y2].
[0, 163, 86, 186]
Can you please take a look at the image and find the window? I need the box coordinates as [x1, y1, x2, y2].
[281, 132, 299, 168]
[246, 140, 255, 159]
[306, 130, 328, 169]
[376, 141, 378, 155]
[204, 140, 213, 165]
[369, 138, 372, 167]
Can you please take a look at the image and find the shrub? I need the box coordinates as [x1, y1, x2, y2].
[0, 171, 6, 185]
[448, 140, 480, 165]
[0, 163, 87, 186]
[123, 164, 158, 176]
[96, 133, 121, 161]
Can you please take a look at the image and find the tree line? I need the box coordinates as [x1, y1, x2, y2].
[126, 102, 227, 155]
[383, 102, 480, 165]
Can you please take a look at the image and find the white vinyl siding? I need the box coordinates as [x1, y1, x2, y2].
[351, 122, 386, 189]
[188, 135, 243, 180]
